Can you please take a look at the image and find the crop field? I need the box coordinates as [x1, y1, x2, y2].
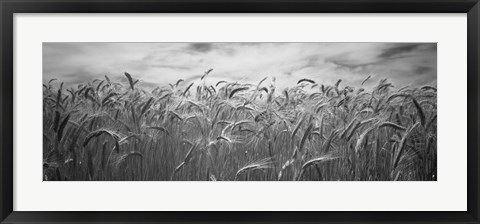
[43, 71, 437, 181]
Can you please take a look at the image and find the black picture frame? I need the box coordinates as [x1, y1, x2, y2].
[1, 0, 479, 223]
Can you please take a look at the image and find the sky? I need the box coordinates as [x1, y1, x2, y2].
[43, 42, 436, 90]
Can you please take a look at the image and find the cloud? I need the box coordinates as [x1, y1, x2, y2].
[318, 43, 436, 87]
[43, 42, 437, 90]
[378, 43, 422, 59]
[151, 64, 191, 70]
[377, 43, 436, 61]
[187, 43, 213, 53]
[414, 66, 433, 75]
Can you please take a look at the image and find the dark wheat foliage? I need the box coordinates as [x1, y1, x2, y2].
[43, 73, 437, 181]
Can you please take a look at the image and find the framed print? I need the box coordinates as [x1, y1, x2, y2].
[1, 0, 479, 223]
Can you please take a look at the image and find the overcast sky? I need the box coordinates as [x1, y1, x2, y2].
[43, 42, 436, 90]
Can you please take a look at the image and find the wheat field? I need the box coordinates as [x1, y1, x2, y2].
[43, 70, 437, 181]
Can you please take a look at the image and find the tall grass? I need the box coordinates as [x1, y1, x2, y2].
[43, 72, 437, 181]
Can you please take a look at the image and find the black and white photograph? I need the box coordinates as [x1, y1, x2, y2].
[42, 42, 437, 181]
